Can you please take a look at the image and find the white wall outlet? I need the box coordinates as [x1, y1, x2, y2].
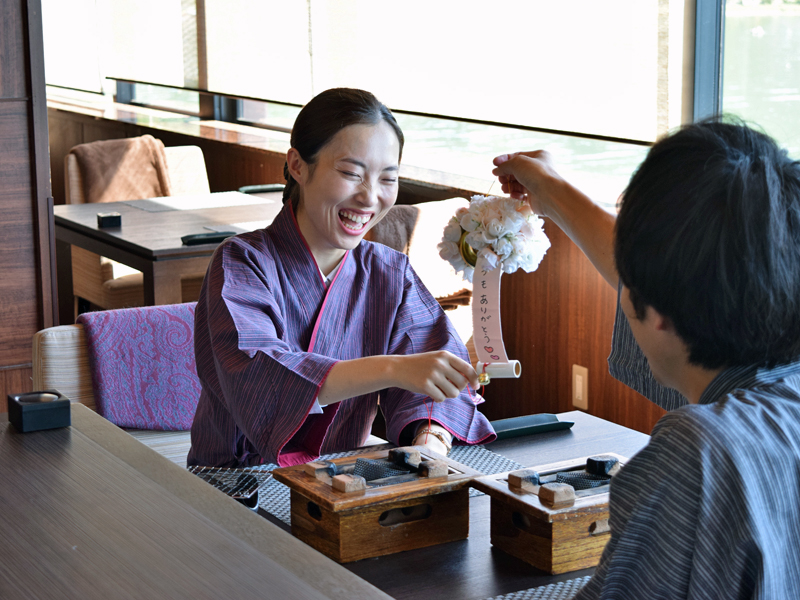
[572, 364, 589, 410]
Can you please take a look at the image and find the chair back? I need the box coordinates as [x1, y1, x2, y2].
[33, 324, 96, 410]
[65, 144, 210, 204]
[66, 303, 201, 431]
[366, 198, 475, 354]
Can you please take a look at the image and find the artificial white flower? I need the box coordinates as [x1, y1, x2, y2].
[479, 247, 499, 270]
[460, 212, 480, 232]
[437, 240, 461, 261]
[465, 230, 485, 250]
[485, 218, 505, 239]
[494, 237, 513, 259]
[443, 219, 463, 243]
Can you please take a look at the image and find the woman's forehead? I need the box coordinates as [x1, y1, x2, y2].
[322, 122, 401, 167]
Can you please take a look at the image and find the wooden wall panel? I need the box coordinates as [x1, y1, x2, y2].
[0, 102, 41, 366]
[0, 0, 26, 99]
[1, 0, 55, 399]
[83, 121, 131, 144]
[480, 222, 666, 435]
[0, 366, 33, 413]
[48, 112, 87, 205]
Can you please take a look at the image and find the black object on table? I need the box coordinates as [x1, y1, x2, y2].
[181, 231, 236, 246]
[7, 390, 70, 433]
[491, 413, 574, 440]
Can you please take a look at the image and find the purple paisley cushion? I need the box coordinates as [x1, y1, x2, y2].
[77, 303, 201, 430]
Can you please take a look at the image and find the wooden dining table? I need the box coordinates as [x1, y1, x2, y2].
[0, 404, 389, 600]
[54, 190, 284, 324]
[0, 406, 649, 600]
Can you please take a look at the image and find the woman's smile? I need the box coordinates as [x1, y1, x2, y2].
[338, 209, 373, 233]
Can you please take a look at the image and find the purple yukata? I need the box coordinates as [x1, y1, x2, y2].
[188, 203, 495, 468]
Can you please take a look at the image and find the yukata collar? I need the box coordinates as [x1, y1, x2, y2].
[268, 200, 350, 286]
[698, 358, 800, 405]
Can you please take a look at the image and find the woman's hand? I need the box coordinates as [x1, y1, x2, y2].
[318, 351, 478, 406]
[389, 351, 478, 403]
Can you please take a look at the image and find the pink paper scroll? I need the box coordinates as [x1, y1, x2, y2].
[471, 253, 521, 380]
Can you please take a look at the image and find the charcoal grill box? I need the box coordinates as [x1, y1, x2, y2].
[470, 453, 627, 574]
[271, 446, 481, 563]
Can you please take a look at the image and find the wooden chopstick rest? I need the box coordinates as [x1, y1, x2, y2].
[332, 474, 367, 492]
[304, 461, 331, 479]
[418, 459, 448, 478]
[507, 468, 540, 492]
[388, 447, 422, 469]
[586, 455, 621, 477]
[538, 482, 576, 507]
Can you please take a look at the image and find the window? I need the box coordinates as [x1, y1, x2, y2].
[46, 1, 691, 144]
[203, 0, 690, 143]
[722, 0, 800, 156]
[132, 84, 200, 115]
[41, 0, 106, 94]
[48, 1, 763, 208]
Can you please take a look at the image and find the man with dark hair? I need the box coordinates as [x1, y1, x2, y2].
[493, 120, 800, 598]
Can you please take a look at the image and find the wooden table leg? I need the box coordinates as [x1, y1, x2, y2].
[145, 257, 212, 306]
[55, 239, 74, 325]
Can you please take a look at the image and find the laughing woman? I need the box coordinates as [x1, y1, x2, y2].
[188, 88, 495, 468]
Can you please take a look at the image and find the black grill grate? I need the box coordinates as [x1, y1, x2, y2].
[555, 471, 611, 490]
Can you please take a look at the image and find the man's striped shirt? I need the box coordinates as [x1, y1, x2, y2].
[576, 292, 800, 599]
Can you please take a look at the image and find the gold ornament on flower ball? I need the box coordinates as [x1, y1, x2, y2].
[459, 231, 477, 267]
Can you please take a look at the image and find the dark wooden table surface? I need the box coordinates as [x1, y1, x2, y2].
[54, 191, 283, 322]
[262, 410, 650, 600]
[0, 405, 391, 600]
[1, 405, 648, 600]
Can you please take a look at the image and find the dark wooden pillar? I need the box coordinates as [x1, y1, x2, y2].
[0, 0, 55, 409]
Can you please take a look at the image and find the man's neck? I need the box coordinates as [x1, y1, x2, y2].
[675, 363, 725, 404]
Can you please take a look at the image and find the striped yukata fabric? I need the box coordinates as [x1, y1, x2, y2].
[608, 285, 687, 412]
[187, 203, 494, 468]
[577, 286, 800, 599]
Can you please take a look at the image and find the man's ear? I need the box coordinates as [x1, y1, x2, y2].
[647, 306, 674, 333]
[286, 148, 306, 183]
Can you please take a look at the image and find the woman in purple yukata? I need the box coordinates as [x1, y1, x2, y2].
[188, 88, 495, 468]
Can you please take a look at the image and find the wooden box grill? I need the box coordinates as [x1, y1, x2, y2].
[470, 453, 627, 574]
[271, 446, 481, 563]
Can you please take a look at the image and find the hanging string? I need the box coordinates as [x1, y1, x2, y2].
[423, 379, 483, 447]
[425, 397, 433, 444]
